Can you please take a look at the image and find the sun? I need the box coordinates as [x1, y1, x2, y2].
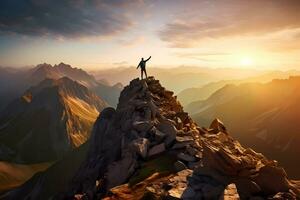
[240, 57, 253, 66]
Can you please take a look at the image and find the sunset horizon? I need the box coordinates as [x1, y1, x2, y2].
[1, 0, 300, 70]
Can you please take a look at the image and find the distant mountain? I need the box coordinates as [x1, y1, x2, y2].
[178, 70, 300, 106]
[0, 63, 122, 110]
[0, 77, 107, 163]
[26, 63, 122, 106]
[91, 66, 271, 93]
[190, 76, 300, 178]
[26, 63, 99, 88]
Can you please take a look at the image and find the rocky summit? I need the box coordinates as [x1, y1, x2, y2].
[3, 77, 300, 200]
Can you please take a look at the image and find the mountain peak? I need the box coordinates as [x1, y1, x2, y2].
[0, 76, 107, 163]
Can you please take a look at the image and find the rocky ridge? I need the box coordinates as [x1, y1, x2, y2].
[3, 77, 299, 199]
[59, 77, 299, 200]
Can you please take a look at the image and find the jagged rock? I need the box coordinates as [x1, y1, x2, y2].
[157, 119, 177, 147]
[106, 151, 138, 189]
[174, 161, 187, 172]
[168, 170, 193, 199]
[148, 143, 165, 157]
[210, 118, 227, 134]
[177, 152, 196, 162]
[234, 178, 261, 198]
[220, 183, 240, 200]
[253, 165, 291, 195]
[130, 138, 149, 158]
[132, 121, 153, 132]
[154, 128, 166, 142]
[176, 136, 194, 143]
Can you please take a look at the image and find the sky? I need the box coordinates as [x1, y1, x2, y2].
[0, 0, 300, 70]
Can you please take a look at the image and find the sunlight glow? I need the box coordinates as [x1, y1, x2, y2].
[240, 57, 254, 66]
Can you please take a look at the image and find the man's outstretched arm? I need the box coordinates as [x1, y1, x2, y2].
[145, 56, 151, 62]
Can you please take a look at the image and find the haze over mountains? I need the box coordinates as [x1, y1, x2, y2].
[91, 66, 277, 93]
[177, 70, 300, 106]
[189, 76, 300, 178]
[0, 63, 122, 111]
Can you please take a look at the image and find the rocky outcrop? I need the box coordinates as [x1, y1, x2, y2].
[3, 77, 299, 200]
[65, 77, 299, 200]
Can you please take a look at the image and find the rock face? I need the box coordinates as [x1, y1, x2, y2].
[3, 77, 300, 200]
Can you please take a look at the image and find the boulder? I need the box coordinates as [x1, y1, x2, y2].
[174, 161, 187, 172]
[130, 138, 149, 158]
[234, 179, 261, 198]
[209, 118, 227, 134]
[106, 152, 137, 189]
[148, 143, 166, 157]
[253, 165, 291, 195]
[154, 129, 166, 142]
[132, 121, 153, 132]
[177, 152, 196, 162]
[220, 183, 240, 200]
[157, 119, 177, 147]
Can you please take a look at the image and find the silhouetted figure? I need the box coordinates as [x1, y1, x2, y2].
[137, 56, 151, 79]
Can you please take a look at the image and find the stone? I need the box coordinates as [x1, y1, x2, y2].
[181, 187, 196, 199]
[202, 184, 224, 199]
[234, 179, 261, 198]
[174, 161, 187, 172]
[209, 118, 227, 134]
[154, 129, 166, 142]
[106, 152, 137, 189]
[186, 145, 197, 156]
[176, 136, 194, 143]
[164, 90, 174, 98]
[148, 143, 166, 157]
[253, 165, 291, 195]
[220, 183, 240, 200]
[131, 138, 149, 158]
[167, 170, 193, 199]
[132, 121, 153, 132]
[157, 119, 177, 147]
[177, 153, 196, 162]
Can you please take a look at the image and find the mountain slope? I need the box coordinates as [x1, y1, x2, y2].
[178, 70, 300, 106]
[3, 77, 299, 200]
[0, 77, 107, 163]
[191, 76, 300, 178]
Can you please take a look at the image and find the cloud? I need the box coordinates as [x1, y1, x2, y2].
[159, 0, 300, 48]
[176, 52, 230, 62]
[118, 36, 145, 47]
[0, 0, 142, 38]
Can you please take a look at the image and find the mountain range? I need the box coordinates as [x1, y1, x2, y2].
[178, 70, 300, 106]
[0, 63, 122, 111]
[189, 76, 300, 178]
[2, 77, 299, 200]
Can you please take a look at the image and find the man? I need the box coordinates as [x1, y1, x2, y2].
[137, 56, 151, 79]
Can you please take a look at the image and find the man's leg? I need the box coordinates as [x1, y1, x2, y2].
[141, 70, 143, 79]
